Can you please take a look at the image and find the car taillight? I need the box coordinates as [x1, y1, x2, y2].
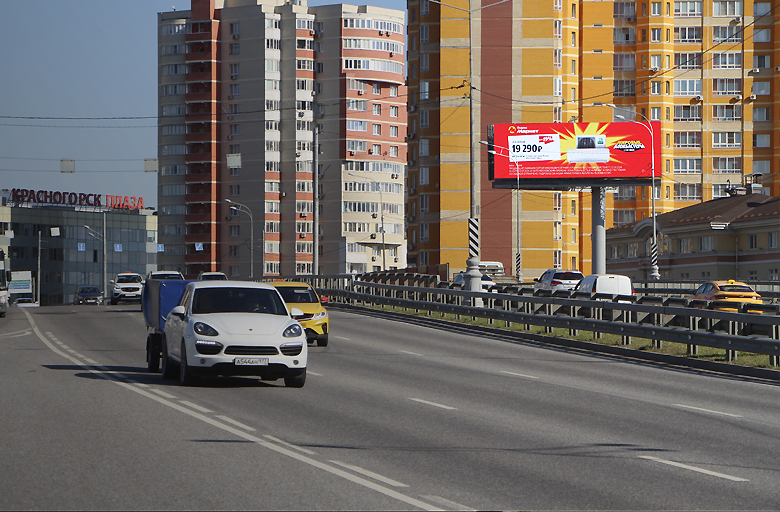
[551, 280, 562, 286]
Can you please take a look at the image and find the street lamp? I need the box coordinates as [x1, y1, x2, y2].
[608, 105, 660, 280]
[427, 0, 513, 258]
[347, 172, 385, 270]
[225, 199, 254, 279]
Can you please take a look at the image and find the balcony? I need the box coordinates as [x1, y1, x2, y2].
[185, 71, 215, 84]
[184, 252, 215, 264]
[185, 132, 214, 143]
[185, 232, 214, 245]
[185, 153, 216, 164]
[185, 91, 213, 103]
[184, 213, 212, 224]
[185, 192, 214, 204]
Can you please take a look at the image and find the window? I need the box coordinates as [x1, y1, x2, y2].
[754, 29, 770, 42]
[748, 234, 758, 250]
[388, 146, 399, 157]
[713, 157, 741, 173]
[553, 192, 562, 211]
[371, 144, 381, 155]
[674, 105, 701, 121]
[712, 52, 742, 69]
[674, 183, 702, 200]
[420, 24, 429, 43]
[678, 238, 693, 253]
[613, 53, 636, 70]
[229, 225, 240, 237]
[674, 158, 702, 174]
[675, 26, 702, 42]
[712, 26, 741, 42]
[229, 63, 240, 76]
[651, 81, 662, 95]
[613, 80, 636, 97]
[699, 236, 713, 252]
[390, 105, 398, 117]
[674, 131, 702, 148]
[713, 104, 742, 121]
[675, 0, 702, 16]
[753, 134, 770, 148]
[768, 232, 778, 249]
[419, 139, 429, 156]
[754, 2, 771, 15]
[372, 103, 381, 115]
[753, 108, 770, 122]
[753, 82, 770, 96]
[372, 83, 381, 95]
[652, 1, 662, 15]
[673, 79, 701, 96]
[712, 132, 741, 148]
[554, 20, 562, 38]
[712, 0, 742, 16]
[675, 52, 702, 69]
[372, 124, 381, 136]
[613, 27, 636, 44]
[650, 28, 661, 42]
[390, 126, 399, 138]
[613, 210, 636, 226]
[713, 78, 742, 95]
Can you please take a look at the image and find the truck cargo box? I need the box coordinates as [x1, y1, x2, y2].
[142, 279, 192, 331]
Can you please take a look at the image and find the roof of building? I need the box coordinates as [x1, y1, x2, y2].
[609, 193, 778, 236]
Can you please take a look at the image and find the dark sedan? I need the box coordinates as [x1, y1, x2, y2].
[73, 286, 104, 305]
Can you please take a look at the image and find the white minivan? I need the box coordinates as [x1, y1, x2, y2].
[575, 274, 634, 297]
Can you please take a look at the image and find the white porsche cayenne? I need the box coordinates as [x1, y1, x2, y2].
[161, 281, 308, 387]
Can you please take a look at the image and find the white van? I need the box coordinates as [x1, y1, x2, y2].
[575, 274, 634, 297]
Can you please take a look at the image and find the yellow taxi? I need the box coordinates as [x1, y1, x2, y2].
[272, 282, 329, 346]
[691, 280, 763, 312]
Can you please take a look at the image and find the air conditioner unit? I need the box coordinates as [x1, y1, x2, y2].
[649, 67, 659, 72]
[775, 66, 780, 72]
[298, 111, 305, 117]
[368, 149, 373, 154]
[407, 216, 415, 222]
[409, 159, 417, 166]
[735, 94, 743, 100]
[228, 95, 234, 100]
[227, 135, 233, 140]
[310, 30, 315, 36]
[299, 233, 306, 238]
[391, 173, 398, 179]
[370, 233, 377, 239]
[299, 212, 307, 218]
[410, 187, 417, 194]
[408, 105, 417, 112]
[379, 30, 384, 35]
[371, 256, 377, 261]
[232, 34, 239, 39]
[408, 132, 416, 139]
[731, 16, 741, 23]
[752, 68, 760, 73]
[315, 31, 323, 38]
[749, 94, 757, 100]
[627, 16, 636, 22]
[694, 95, 703, 101]
[386, 32, 391, 37]
[371, 213, 378, 218]
[317, 112, 324, 118]
[390, 52, 394, 57]
[349, 151, 355, 156]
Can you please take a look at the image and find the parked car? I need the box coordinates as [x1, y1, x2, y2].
[73, 286, 103, 305]
[161, 281, 307, 387]
[533, 269, 584, 292]
[575, 274, 634, 298]
[198, 271, 228, 281]
[272, 282, 329, 347]
[450, 272, 496, 291]
[147, 271, 184, 281]
[110, 272, 144, 305]
[691, 280, 763, 312]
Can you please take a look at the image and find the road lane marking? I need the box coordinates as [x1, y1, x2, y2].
[149, 389, 178, 399]
[408, 398, 457, 410]
[22, 308, 445, 512]
[672, 404, 742, 418]
[639, 456, 748, 482]
[83, 358, 99, 365]
[264, 435, 317, 455]
[501, 370, 539, 380]
[420, 495, 476, 511]
[0, 329, 33, 338]
[332, 336, 351, 340]
[400, 350, 423, 356]
[180, 401, 213, 413]
[329, 460, 408, 487]
[308, 371, 323, 377]
[216, 416, 256, 432]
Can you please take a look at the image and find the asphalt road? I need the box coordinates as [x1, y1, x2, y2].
[0, 304, 778, 510]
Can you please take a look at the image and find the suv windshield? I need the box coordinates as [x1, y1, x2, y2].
[191, 288, 288, 315]
[553, 272, 584, 280]
[117, 275, 142, 284]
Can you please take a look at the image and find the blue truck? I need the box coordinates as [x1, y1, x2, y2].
[142, 279, 192, 372]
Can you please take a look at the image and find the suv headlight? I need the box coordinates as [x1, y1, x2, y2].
[194, 322, 219, 336]
[283, 324, 303, 338]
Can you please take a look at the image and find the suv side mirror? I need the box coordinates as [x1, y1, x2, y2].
[170, 305, 186, 319]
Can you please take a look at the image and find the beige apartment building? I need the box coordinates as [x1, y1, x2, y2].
[157, 0, 406, 278]
[406, 0, 779, 281]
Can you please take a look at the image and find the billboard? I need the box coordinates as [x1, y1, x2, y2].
[488, 122, 660, 181]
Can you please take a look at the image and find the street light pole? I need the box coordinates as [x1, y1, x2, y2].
[608, 105, 660, 280]
[225, 199, 254, 279]
[348, 172, 385, 270]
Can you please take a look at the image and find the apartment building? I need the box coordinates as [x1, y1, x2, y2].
[157, 0, 406, 278]
[406, 0, 779, 281]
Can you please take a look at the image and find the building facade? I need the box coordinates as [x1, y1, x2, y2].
[405, 0, 779, 281]
[157, 0, 406, 278]
[0, 190, 157, 306]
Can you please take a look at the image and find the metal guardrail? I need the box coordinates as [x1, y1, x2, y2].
[269, 275, 779, 366]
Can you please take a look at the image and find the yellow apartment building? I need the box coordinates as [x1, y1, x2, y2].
[406, 0, 779, 281]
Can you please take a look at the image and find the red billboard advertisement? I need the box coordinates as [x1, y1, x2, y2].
[489, 122, 660, 180]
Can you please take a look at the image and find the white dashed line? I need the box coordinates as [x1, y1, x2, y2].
[216, 415, 256, 432]
[501, 370, 539, 380]
[400, 350, 422, 356]
[264, 435, 317, 455]
[420, 495, 476, 511]
[329, 460, 408, 487]
[639, 456, 748, 481]
[672, 404, 742, 418]
[179, 401, 213, 413]
[408, 398, 457, 410]
[149, 389, 178, 399]
[307, 371, 323, 376]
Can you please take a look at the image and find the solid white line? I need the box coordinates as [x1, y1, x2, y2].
[308, 371, 323, 376]
[639, 456, 748, 482]
[179, 401, 213, 413]
[21, 309, 444, 511]
[501, 370, 539, 380]
[400, 350, 423, 356]
[216, 415, 256, 432]
[329, 460, 408, 487]
[408, 398, 457, 410]
[264, 435, 317, 455]
[420, 495, 476, 511]
[672, 404, 742, 418]
[332, 336, 351, 340]
[149, 388, 178, 399]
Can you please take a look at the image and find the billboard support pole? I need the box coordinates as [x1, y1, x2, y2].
[592, 187, 606, 275]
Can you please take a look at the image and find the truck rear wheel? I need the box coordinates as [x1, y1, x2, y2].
[161, 338, 177, 379]
[146, 334, 160, 373]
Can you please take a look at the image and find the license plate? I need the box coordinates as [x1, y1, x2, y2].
[234, 357, 269, 366]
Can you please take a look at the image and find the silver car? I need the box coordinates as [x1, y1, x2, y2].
[533, 269, 584, 292]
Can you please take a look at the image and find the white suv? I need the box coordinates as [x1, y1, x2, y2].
[533, 270, 584, 293]
[110, 272, 145, 305]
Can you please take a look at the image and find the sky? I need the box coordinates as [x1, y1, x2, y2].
[0, 0, 406, 209]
